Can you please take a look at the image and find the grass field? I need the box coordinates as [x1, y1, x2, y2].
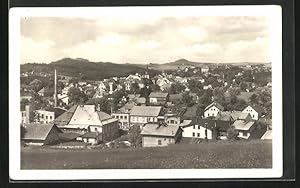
[21, 140, 272, 169]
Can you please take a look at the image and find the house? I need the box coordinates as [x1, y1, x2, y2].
[111, 103, 134, 130]
[57, 93, 69, 105]
[232, 120, 256, 139]
[180, 118, 231, 139]
[201, 66, 209, 73]
[203, 102, 224, 118]
[230, 111, 253, 121]
[36, 107, 66, 124]
[56, 104, 119, 142]
[22, 123, 62, 146]
[129, 106, 163, 127]
[141, 123, 182, 147]
[20, 105, 31, 125]
[242, 105, 265, 120]
[149, 92, 169, 105]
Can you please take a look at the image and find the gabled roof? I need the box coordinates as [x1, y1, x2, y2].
[141, 123, 181, 137]
[68, 105, 114, 126]
[244, 105, 265, 115]
[23, 123, 61, 140]
[54, 105, 78, 126]
[204, 102, 224, 111]
[232, 120, 255, 131]
[230, 111, 251, 121]
[183, 118, 231, 131]
[130, 106, 162, 117]
[149, 92, 169, 98]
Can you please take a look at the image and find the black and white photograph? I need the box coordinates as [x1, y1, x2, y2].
[9, 6, 283, 180]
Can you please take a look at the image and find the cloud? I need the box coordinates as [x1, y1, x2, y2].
[20, 16, 271, 64]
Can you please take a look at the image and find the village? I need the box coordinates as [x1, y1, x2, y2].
[20, 61, 272, 149]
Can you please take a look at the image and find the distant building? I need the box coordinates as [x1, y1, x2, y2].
[181, 118, 231, 139]
[111, 103, 134, 130]
[242, 105, 265, 120]
[55, 104, 119, 142]
[36, 107, 66, 124]
[141, 123, 182, 147]
[232, 120, 256, 139]
[22, 123, 62, 146]
[20, 105, 31, 125]
[149, 92, 169, 105]
[203, 102, 224, 118]
[129, 106, 163, 127]
[201, 66, 209, 73]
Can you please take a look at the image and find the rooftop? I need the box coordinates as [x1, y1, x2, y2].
[149, 92, 169, 98]
[23, 123, 61, 140]
[204, 102, 225, 111]
[141, 123, 181, 137]
[130, 106, 162, 117]
[233, 120, 255, 131]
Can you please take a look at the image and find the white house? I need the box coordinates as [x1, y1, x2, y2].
[129, 106, 163, 127]
[242, 105, 264, 120]
[203, 102, 224, 118]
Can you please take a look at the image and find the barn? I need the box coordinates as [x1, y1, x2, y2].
[22, 123, 62, 146]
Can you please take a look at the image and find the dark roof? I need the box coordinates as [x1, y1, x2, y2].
[23, 123, 61, 140]
[141, 123, 181, 137]
[183, 104, 198, 119]
[149, 92, 169, 98]
[54, 105, 78, 126]
[43, 107, 66, 117]
[184, 118, 231, 131]
[58, 132, 82, 141]
[204, 102, 225, 111]
[249, 105, 265, 115]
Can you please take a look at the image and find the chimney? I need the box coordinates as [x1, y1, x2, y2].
[54, 69, 58, 107]
[25, 105, 30, 123]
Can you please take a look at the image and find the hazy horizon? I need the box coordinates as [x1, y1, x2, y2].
[21, 16, 272, 65]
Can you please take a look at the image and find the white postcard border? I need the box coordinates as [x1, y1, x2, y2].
[9, 5, 282, 180]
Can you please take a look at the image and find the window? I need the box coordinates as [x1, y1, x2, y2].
[212, 113, 214, 116]
[164, 138, 166, 141]
[45, 115, 48, 119]
[158, 140, 162, 145]
[253, 115, 255, 118]
[208, 113, 210, 116]
[198, 125, 200, 129]
[124, 116, 127, 120]
[116, 116, 119, 119]
[193, 125, 195, 129]
[170, 120, 174, 124]
[197, 133, 200, 137]
[192, 132, 195, 137]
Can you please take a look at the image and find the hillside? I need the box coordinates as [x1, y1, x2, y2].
[20, 58, 155, 80]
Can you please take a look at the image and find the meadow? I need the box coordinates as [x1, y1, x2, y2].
[21, 140, 272, 169]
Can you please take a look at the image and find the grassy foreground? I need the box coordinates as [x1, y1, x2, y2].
[21, 140, 272, 169]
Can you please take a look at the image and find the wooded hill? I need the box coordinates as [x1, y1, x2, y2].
[21, 58, 157, 80]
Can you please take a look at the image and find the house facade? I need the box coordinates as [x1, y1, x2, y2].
[129, 106, 163, 127]
[149, 92, 169, 105]
[141, 123, 182, 147]
[57, 105, 119, 142]
[36, 107, 66, 124]
[242, 105, 264, 120]
[203, 102, 224, 118]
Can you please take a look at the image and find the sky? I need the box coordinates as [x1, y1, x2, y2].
[20, 16, 271, 64]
